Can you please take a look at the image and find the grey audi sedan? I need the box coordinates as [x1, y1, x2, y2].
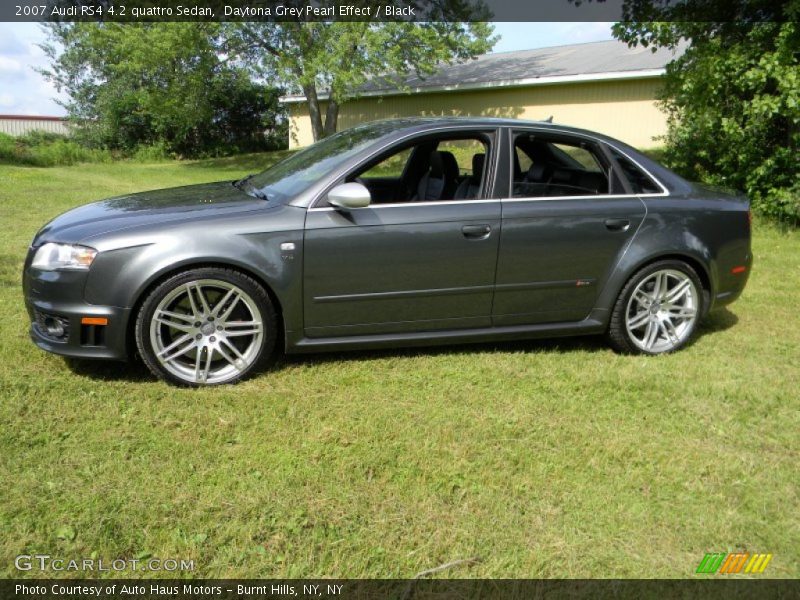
[24, 118, 752, 385]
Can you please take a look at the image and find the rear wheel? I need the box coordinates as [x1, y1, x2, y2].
[136, 268, 277, 386]
[607, 260, 702, 355]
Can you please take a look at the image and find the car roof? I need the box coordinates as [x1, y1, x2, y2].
[353, 116, 598, 135]
[350, 116, 648, 151]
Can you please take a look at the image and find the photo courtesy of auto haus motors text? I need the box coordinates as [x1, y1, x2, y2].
[1, 0, 798, 599]
[15, 583, 344, 597]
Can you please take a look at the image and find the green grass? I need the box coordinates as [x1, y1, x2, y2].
[0, 155, 798, 580]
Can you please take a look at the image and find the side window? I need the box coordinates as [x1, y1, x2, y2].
[436, 139, 488, 178]
[610, 148, 662, 194]
[359, 147, 413, 179]
[551, 143, 603, 172]
[515, 146, 533, 174]
[346, 134, 491, 204]
[512, 133, 610, 198]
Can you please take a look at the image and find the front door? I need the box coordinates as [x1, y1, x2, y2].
[303, 132, 502, 338]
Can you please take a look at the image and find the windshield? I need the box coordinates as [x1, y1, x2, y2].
[243, 122, 398, 203]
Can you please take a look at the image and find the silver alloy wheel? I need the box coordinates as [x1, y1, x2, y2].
[149, 279, 264, 384]
[624, 268, 698, 353]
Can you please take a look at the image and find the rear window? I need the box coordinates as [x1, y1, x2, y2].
[512, 133, 610, 198]
[610, 148, 661, 194]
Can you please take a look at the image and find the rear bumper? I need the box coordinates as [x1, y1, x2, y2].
[710, 249, 752, 311]
[24, 261, 131, 361]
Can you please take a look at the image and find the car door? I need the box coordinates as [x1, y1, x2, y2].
[493, 129, 648, 326]
[303, 131, 501, 338]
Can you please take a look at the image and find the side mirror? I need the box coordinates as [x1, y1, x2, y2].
[327, 182, 371, 210]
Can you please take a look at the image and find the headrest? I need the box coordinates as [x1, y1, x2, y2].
[472, 153, 485, 180]
[526, 163, 548, 182]
[438, 151, 459, 179]
[428, 150, 444, 178]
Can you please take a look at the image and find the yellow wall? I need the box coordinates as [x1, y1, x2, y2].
[287, 78, 667, 149]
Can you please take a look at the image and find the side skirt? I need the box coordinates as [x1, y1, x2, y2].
[286, 313, 608, 354]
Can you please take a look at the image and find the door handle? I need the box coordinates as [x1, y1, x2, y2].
[462, 224, 492, 239]
[604, 218, 630, 232]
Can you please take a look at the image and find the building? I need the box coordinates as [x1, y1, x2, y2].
[0, 115, 70, 137]
[282, 40, 686, 149]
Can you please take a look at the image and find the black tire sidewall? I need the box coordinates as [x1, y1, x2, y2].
[135, 268, 277, 386]
[608, 260, 704, 355]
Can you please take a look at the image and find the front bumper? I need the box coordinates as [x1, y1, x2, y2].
[23, 260, 131, 361]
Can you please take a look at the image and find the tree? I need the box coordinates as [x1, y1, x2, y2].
[40, 23, 286, 155]
[613, 1, 800, 221]
[229, 19, 495, 142]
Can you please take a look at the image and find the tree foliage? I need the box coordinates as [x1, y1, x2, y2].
[613, 1, 800, 222]
[42, 13, 495, 153]
[40, 23, 286, 156]
[228, 19, 496, 142]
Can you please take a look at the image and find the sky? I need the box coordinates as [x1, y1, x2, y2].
[0, 22, 614, 117]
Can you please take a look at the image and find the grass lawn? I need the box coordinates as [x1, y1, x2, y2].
[0, 155, 798, 579]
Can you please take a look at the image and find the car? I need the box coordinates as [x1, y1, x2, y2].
[23, 117, 752, 386]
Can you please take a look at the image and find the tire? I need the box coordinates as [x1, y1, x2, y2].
[606, 260, 704, 355]
[135, 268, 278, 386]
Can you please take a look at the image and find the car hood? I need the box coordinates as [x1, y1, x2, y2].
[33, 181, 268, 245]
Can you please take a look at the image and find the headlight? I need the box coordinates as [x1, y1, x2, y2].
[31, 243, 97, 270]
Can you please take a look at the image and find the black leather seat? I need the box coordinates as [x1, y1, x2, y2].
[511, 162, 552, 198]
[526, 163, 551, 183]
[414, 151, 460, 201]
[454, 153, 485, 200]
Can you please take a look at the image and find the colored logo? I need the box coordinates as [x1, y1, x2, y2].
[696, 552, 772, 574]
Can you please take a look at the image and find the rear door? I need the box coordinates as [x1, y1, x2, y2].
[493, 129, 648, 326]
[303, 130, 502, 338]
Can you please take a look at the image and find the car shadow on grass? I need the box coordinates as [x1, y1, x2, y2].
[63, 357, 153, 383]
[280, 334, 610, 369]
[60, 308, 739, 382]
[286, 308, 740, 368]
[697, 307, 739, 334]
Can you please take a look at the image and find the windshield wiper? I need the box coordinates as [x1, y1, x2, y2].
[232, 174, 269, 201]
[233, 173, 254, 189]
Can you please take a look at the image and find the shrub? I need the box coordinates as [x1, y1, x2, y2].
[0, 133, 16, 162]
[0, 131, 113, 166]
[131, 141, 171, 162]
[614, 18, 799, 225]
[754, 184, 800, 226]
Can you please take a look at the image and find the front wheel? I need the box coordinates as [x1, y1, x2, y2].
[135, 268, 277, 386]
[607, 260, 703, 355]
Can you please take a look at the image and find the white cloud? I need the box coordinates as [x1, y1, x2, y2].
[0, 23, 65, 116]
[0, 92, 16, 108]
[0, 56, 23, 73]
